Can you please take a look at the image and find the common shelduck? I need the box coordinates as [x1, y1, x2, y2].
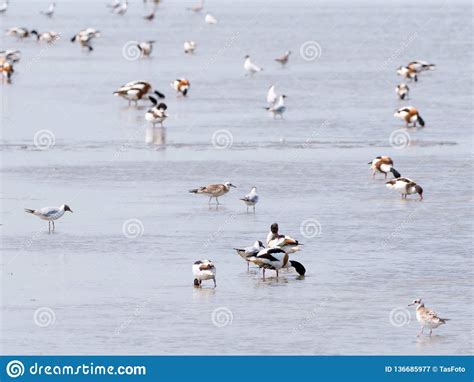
[24, 204, 73, 233]
[385, 177, 423, 200]
[31, 30, 60, 44]
[114, 81, 164, 106]
[189, 182, 236, 205]
[183, 41, 196, 54]
[275, 50, 291, 66]
[408, 299, 449, 337]
[0, 59, 14, 83]
[205, 13, 217, 24]
[247, 247, 306, 280]
[396, 66, 418, 82]
[266, 95, 286, 118]
[193, 259, 216, 287]
[137, 41, 155, 57]
[394, 106, 425, 127]
[145, 97, 168, 127]
[71, 28, 100, 51]
[171, 78, 190, 96]
[0, 50, 20, 63]
[395, 83, 409, 100]
[6, 27, 30, 39]
[40, 2, 55, 17]
[244, 55, 262, 75]
[408, 61, 436, 72]
[234, 240, 266, 270]
[240, 187, 259, 212]
[368, 156, 401, 179]
[266, 223, 301, 253]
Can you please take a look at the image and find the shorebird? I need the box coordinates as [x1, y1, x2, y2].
[145, 97, 167, 127]
[205, 13, 217, 24]
[408, 60, 436, 72]
[397, 66, 418, 82]
[184, 41, 196, 54]
[0, 59, 14, 83]
[71, 28, 100, 52]
[24, 204, 73, 233]
[189, 182, 236, 205]
[193, 260, 216, 287]
[244, 55, 262, 76]
[394, 106, 425, 127]
[248, 247, 306, 280]
[395, 84, 409, 100]
[143, 10, 155, 20]
[114, 0, 128, 15]
[234, 240, 265, 270]
[368, 156, 401, 179]
[275, 50, 291, 66]
[189, 0, 204, 12]
[6, 27, 31, 40]
[0, 0, 8, 13]
[114, 81, 164, 106]
[171, 78, 190, 96]
[31, 30, 60, 44]
[408, 299, 449, 337]
[266, 85, 277, 107]
[40, 2, 56, 17]
[386, 178, 423, 200]
[137, 41, 155, 57]
[0, 50, 20, 63]
[240, 187, 259, 212]
[267, 95, 286, 118]
[266, 223, 301, 253]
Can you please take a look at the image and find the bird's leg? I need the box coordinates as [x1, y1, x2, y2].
[247, 262, 249, 271]
[52, 221, 55, 232]
[262, 268, 265, 281]
[276, 269, 279, 278]
[213, 277, 216, 288]
[253, 205, 255, 212]
[48, 221, 51, 234]
[429, 329, 432, 337]
[216, 197, 219, 205]
[208, 196, 212, 204]
[384, 173, 387, 179]
[246, 206, 249, 212]
[372, 172, 376, 179]
[417, 327, 424, 337]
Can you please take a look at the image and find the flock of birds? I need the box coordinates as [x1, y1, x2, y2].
[2, 1, 449, 337]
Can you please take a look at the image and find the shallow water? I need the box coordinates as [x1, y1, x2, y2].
[1, 0, 472, 355]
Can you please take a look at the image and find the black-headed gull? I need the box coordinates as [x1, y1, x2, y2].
[40, 2, 56, 17]
[205, 13, 217, 24]
[244, 55, 262, 76]
[267, 95, 286, 118]
[137, 41, 155, 57]
[25, 204, 73, 233]
[234, 240, 265, 270]
[240, 186, 259, 212]
[266, 223, 301, 253]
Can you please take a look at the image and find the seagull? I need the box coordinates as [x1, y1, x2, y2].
[24, 204, 73, 233]
[275, 50, 291, 66]
[107, 0, 121, 9]
[189, 0, 204, 12]
[189, 182, 236, 205]
[394, 106, 425, 127]
[114, 0, 128, 15]
[267, 95, 287, 118]
[171, 78, 190, 96]
[385, 177, 423, 200]
[247, 247, 306, 281]
[30, 30, 60, 44]
[184, 40, 196, 54]
[40, 2, 56, 17]
[395, 84, 409, 100]
[205, 13, 217, 24]
[145, 97, 168, 127]
[0, 0, 9, 13]
[193, 260, 216, 287]
[244, 55, 262, 76]
[368, 156, 401, 179]
[137, 41, 155, 57]
[266, 223, 301, 253]
[266, 85, 277, 107]
[408, 299, 449, 337]
[240, 187, 259, 212]
[234, 240, 265, 270]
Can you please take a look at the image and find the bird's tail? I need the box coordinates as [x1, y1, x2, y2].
[417, 115, 425, 127]
[24, 208, 35, 214]
[391, 168, 401, 178]
[290, 260, 306, 276]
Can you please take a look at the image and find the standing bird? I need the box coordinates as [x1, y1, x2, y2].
[114, 0, 128, 15]
[408, 299, 449, 337]
[408, 61, 436, 72]
[145, 97, 168, 127]
[368, 156, 401, 179]
[266, 85, 277, 107]
[143, 9, 155, 20]
[234, 240, 265, 270]
[397, 66, 418, 82]
[205, 13, 217, 24]
[114, 81, 164, 107]
[395, 84, 409, 100]
[240, 186, 259, 212]
[31, 30, 60, 44]
[189, 0, 204, 12]
[193, 260, 216, 287]
[275, 50, 291, 66]
[137, 41, 155, 57]
[248, 247, 306, 280]
[0, 59, 14, 83]
[24, 204, 73, 233]
[183, 40, 196, 54]
[244, 55, 263, 76]
[171, 78, 190, 96]
[266, 95, 286, 118]
[40, 2, 56, 17]
[266, 223, 301, 253]
[0, 50, 21, 63]
[386, 178, 423, 200]
[6, 27, 31, 40]
[0, 0, 9, 13]
[71, 28, 100, 52]
[394, 106, 425, 127]
[189, 182, 236, 205]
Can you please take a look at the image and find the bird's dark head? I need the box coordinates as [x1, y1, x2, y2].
[244, 55, 249, 59]
[408, 298, 422, 307]
[270, 223, 279, 234]
[64, 204, 73, 213]
[415, 185, 423, 199]
[282, 94, 287, 99]
[257, 240, 265, 249]
[290, 260, 306, 276]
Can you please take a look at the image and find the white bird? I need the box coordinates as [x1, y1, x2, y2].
[0, 0, 9, 13]
[193, 259, 216, 287]
[137, 41, 155, 57]
[31, 30, 60, 44]
[368, 156, 401, 179]
[240, 186, 259, 212]
[266, 85, 277, 106]
[395, 84, 409, 100]
[24, 204, 73, 233]
[0, 50, 21, 63]
[40, 2, 56, 17]
[189, 0, 204, 12]
[114, 0, 128, 15]
[244, 55, 262, 75]
[189, 182, 236, 205]
[145, 97, 168, 127]
[385, 177, 423, 200]
[266, 223, 301, 253]
[267, 95, 287, 118]
[183, 40, 196, 54]
[71, 28, 100, 52]
[6, 27, 31, 39]
[248, 247, 306, 280]
[205, 13, 217, 24]
[408, 298, 449, 337]
[234, 240, 266, 270]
